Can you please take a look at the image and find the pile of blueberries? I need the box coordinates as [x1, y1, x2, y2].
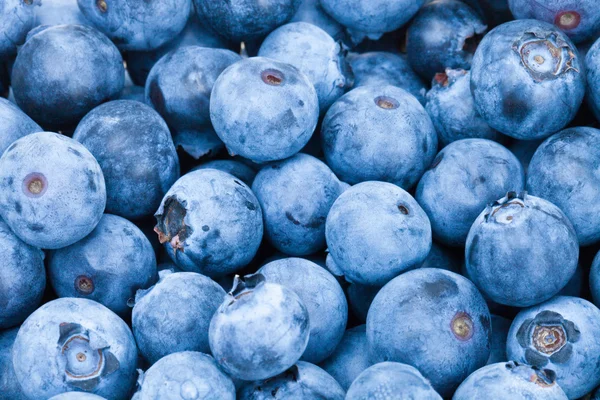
[3, 0, 600, 399]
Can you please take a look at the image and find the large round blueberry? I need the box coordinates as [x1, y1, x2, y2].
[33, 0, 87, 26]
[154, 169, 263, 278]
[11, 24, 124, 130]
[12, 298, 138, 400]
[416, 139, 524, 247]
[322, 85, 437, 189]
[465, 192, 579, 307]
[193, 159, 257, 186]
[290, 0, 345, 41]
[586, 37, 600, 121]
[0, 97, 42, 156]
[0, 132, 106, 249]
[507, 296, 600, 399]
[77, 0, 191, 51]
[527, 127, 600, 246]
[453, 361, 568, 399]
[73, 100, 180, 220]
[134, 352, 235, 400]
[470, 19, 585, 139]
[252, 153, 347, 256]
[0, 0, 37, 59]
[48, 214, 158, 317]
[367, 268, 491, 396]
[0, 328, 27, 399]
[326, 181, 432, 286]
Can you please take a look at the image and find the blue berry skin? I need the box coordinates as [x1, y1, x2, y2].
[193, 160, 257, 186]
[290, 0, 345, 41]
[259, 258, 348, 363]
[252, 153, 347, 256]
[367, 268, 491, 397]
[508, 0, 600, 43]
[507, 296, 600, 399]
[258, 22, 352, 113]
[154, 169, 263, 278]
[346, 362, 442, 400]
[134, 352, 235, 400]
[12, 298, 138, 400]
[238, 361, 345, 399]
[322, 85, 438, 189]
[453, 361, 568, 400]
[47, 214, 158, 317]
[193, 0, 301, 42]
[77, 0, 191, 51]
[465, 193, 579, 307]
[0, 328, 27, 400]
[73, 100, 180, 220]
[426, 69, 501, 146]
[320, 325, 372, 390]
[0, 0, 37, 59]
[48, 394, 107, 400]
[132, 271, 225, 365]
[586, 38, 600, 121]
[209, 275, 310, 381]
[470, 19, 585, 140]
[406, 0, 487, 81]
[210, 57, 319, 163]
[487, 315, 511, 365]
[33, 0, 87, 26]
[0, 97, 42, 155]
[416, 139, 525, 247]
[0, 132, 106, 249]
[11, 25, 124, 130]
[527, 127, 600, 246]
[348, 51, 427, 105]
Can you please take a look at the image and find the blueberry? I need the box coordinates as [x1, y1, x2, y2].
[132, 271, 225, 364]
[453, 361, 568, 399]
[506, 296, 600, 398]
[0, 328, 27, 399]
[258, 22, 352, 113]
[48, 214, 158, 317]
[48, 394, 107, 400]
[416, 139, 524, 247]
[462, 0, 512, 28]
[209, 275, 310, 380]
[487, 315, 511, 365]
[558, 263, 584, 298]
[77, 0, 191, 51]
[586, 37, 600, 121]
[465, 192, 579, 307]
[0, 131, 106, 249]
[345, 362, 442, 399]
[320, 325, 372, 390]
[154, 169, 263, 278]
[33, 0, 87, 26]
[238, 361, 345, 399]
[470, 19, 585, 140]
[0, 97, 42, 155]
[321, 85, 438, 189]
[11, 24, 124, 130]
[252, 153, 347, 256]
[134, 352, 235, 400]
[0, 0, 37, 59]
[73, 100, 180, 220]
[526, 127, 600, 246]
[192, 159, 257, 186]
[290, 0, 345, 41]
[367, 268, 491, 396]
[12, 298, 138, 399]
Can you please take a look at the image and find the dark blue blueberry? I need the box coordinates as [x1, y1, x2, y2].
[0, 97, 42, 155]
[0, 328, 27, 399]
[586, 37, 600, 121]
[590, 251, 600, 306]
[290, 0, 345, 41]
[33, 0, 87, 26]
[192, 159, 257, 186]
[487, 315, 511, 365]
[0, 0, 37, 59]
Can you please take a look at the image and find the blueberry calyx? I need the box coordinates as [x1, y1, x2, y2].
[154, 197, 191, 252]
[96, 0, 108, 13]
[22, 172, 48, 198]
[451, 311, 474, 341]
[227, 274, 266, 305]
[261, 69, 284, 86]
[374, 96, 399, 109]
[75, 275, 95, 295]
[484, 191, 527, 223]
[555, 11, 581, 31]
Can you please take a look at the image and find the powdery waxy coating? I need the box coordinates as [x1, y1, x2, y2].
[367, 268, 491, 397]
[465, 192, 579, 307]
[12, 298, 138, 400]
[48, 394, 107, 400]
[193, 160, 257, 186]
[290, 0, 345, 41]
[252, 153, 347, 256]
[506, 296, 600, 399]
[470, 19, 585, 140]
[135, 351, 235, 400]
[527, 127, 600, 246]
[209, 276, 310, 381]
[453, 361, 568, 400]
[48, 214, 158, 317]
[73, 100, 180, 220]
[346, 362, 442, 400]
[320, 325, 373, 390]
[587, 38, 600, 121]
[0, 0, 37, 58]
[348, 51, 427, 105]
[322, 85, 438, 189]
[238, 361, 344, 399]
[210, 57, 319, 163]
[406, 0, 487, 80]
[326, 181, 432, 286]
[0, 328, 27, 400]
[154, 169, 263, 278]
[258, 258, 348, 363]
[132, 271, 225, 365]
[33, 0, 87, 26]
[416, 139, 525, 247]
[77, 0, 191, 51]
[487, 315, 511, 365]
[258, 22, 352, 113]
[11, 24, 124, 130]
[0, 132, 106, 249]
[0, 97, 42, 161]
